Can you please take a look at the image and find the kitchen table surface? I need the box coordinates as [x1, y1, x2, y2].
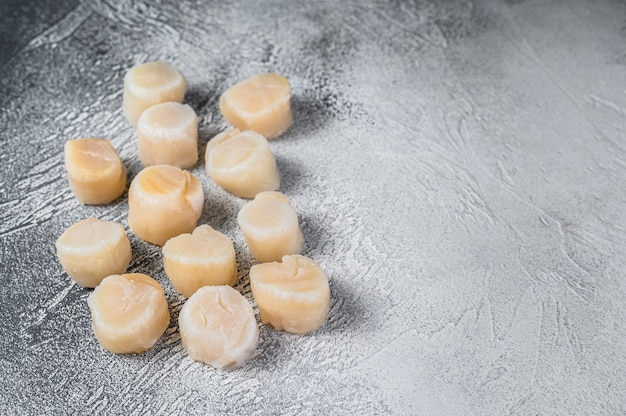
[1, 0, 625, 414]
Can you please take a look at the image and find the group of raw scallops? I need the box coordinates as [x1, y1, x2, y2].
[55, 62, 330, 369]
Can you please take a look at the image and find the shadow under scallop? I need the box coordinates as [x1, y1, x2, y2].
[246, 324, 290, 371]
[318, 276, 369, 335]
[197, 188, 240, 230]
[275, 154, 304, 196]
[298, 213, 329, 258]
[185, 85, 226, 169]
[185, 85, 219, 116]
[233, 248, 255, 296]
[289, 94, 331, 139]
[248, 275, 370, 371]
[126, 236, 163, 278]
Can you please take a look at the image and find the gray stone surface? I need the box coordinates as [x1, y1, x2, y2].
[1, 0, 626, 414]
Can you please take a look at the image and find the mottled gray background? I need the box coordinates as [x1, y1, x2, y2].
[1, 0, 626, 414]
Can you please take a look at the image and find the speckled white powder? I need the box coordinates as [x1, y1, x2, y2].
[1, 0, 626, 415]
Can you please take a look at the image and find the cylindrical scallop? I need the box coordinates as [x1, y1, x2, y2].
[237, 191, 303, 263]
[137, 102, 198, 168]
[123, 61, 188, 124]
[219, 73, 292, 139]
[128, 165, 204, 246]
[205, 129, 280, 198]
[55, 218, 132, 288]
[64, 138, 126, 205]
[178, 286, 258, 369]
[87, 273, 170, 354]
[162, 224, 237, 298]
[250, 255, 330, 334]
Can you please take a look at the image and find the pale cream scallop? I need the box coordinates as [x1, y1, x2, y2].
[123, 61, 188, 124]
[162, 224, 237, 298]
[64, 138, 126, 205]
[87, 273, 170, 354]
[219, 73, 292, 139]
[137, 102, 198, 168]
[128, 165, 204, 246]
[205, 129, 279, 198]
[178, 286, 258, 369]
[237, 191, 303, 263]
[55, 218, 131, 288]
[250, 255, 330, 335]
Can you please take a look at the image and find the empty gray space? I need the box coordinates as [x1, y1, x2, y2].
[1, 0, 625, 414]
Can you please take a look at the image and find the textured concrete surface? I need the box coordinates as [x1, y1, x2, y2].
[1, 0, 626, 414]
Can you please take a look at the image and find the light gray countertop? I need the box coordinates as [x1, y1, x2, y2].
[1, 0, 625, 414]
